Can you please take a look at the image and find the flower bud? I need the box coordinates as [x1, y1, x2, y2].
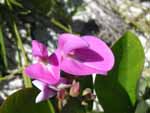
[82, 88, 96, 101]
[57, 89, 66, 101]
[82, 88, 92, 96]
[69, 80, 80, 97]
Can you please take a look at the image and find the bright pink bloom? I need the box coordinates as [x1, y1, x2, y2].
[57, 33, 114, 76]
[25, 40, 60, 85]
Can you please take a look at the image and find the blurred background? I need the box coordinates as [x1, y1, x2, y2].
[0, 0, 150, 112]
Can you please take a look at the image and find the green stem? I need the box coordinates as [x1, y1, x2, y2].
[47, 101, 55, 113]
[0, 24, 8, 69]
[58, 100, 62, 112]
[51, 18, 72, 33]
[16, 50, 22, 68]
[6, 0, 13, 10]
[0, 68, 22, 81]
[13, 21, 32, 88]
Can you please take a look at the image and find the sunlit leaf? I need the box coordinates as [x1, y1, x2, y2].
[95, 31, 145, 113]
[0, 88, 55, 113]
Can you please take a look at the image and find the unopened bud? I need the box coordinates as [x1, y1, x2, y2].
[69, 80, 80, 97]
[82, 88, 96, 101]
[82, 88, 92, 96]
[57, 89, 66, 101]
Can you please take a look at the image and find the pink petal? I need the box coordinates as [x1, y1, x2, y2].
[48, 77, 71, 91]
[58, 33, 89, 54]
[32, 40, 48, 59]
[35, 88, 56, 103]
[48, 49, 60, 66]
[33, 80, 56, 103]
[57, 77, 68, 84]
[25, 63, 60, 85]
[60, 57, 107, 75]
[82, 35, 114, 72]
[60, 35, 114, 75]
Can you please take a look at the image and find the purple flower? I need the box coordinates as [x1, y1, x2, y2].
[25, 40, 60, 85]
[57, 33, 114, 76]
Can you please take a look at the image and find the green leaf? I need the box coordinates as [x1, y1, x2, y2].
[0, 88, 55, 113]
[95, 31, 145, 113]
[79, 76, 93, 93]
[61, 98, 86, 113]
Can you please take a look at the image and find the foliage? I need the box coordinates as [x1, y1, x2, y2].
[0, 88, 55, 113]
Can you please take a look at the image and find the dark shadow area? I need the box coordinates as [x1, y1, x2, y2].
[72, 20, 99, 35]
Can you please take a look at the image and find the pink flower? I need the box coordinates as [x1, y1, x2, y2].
[25, 40, 60, 85]
[24, 40, 70, 103]
[24, 33, 115, 102]
[57, 33, 114, 76]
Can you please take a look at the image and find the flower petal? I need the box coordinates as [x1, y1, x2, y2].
[82, 35, 114, 72]
[25, 63, 60, 85]
[58, 33, 89, 54]
[48, 49, 60, 66]
[60, 57, 107, 75]
[32, 80, 47, 91]
[48, 77, 70, 91]
[32, 40, 48, 59]
[35, 88, 56, 103]
[60, 35, 114, 75]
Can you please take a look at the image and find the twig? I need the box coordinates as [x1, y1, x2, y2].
[13, 21, 32, 88]
[51, 18, 72, 33]
[0, 68, 22, 81]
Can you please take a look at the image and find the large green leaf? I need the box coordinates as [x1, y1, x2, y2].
[95, 31, 145, 113]
[0, 88, 55, 113]
[79, 76, 93, 92]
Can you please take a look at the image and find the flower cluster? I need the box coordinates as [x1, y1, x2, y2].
[25, 33, 114, 103]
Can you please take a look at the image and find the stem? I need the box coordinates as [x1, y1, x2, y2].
[16, 50, 22, 68]
[68, 24, 72, 33]
[51, 18, 72, 33]
[13, 21, 32, 88]
[6, 0, 13, 10]
[0, 68, 22, 81]
[0, 24, 8, 69]
[58, 100, 62, 112]
[47, 101, 55, 113]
